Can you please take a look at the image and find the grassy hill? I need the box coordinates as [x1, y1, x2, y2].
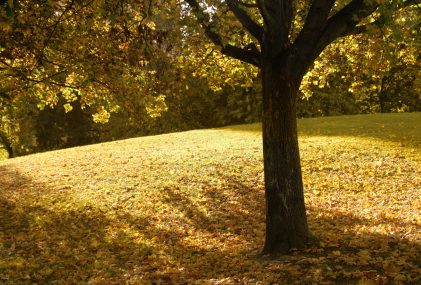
[0, 113, 420, 284]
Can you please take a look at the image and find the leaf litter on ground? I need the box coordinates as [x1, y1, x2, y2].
[0, 113, 420, 284]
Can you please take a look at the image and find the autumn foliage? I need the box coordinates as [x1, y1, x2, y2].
[1, 113, 421, 284]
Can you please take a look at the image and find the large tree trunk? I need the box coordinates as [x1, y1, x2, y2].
[185, 0, 389, 257]
[261, 56, 309, 255]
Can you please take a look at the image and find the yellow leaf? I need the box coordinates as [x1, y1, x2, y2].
[214, 45, 223, 51]
[394, 274, 406, 281]
[94, 260, 102, 269]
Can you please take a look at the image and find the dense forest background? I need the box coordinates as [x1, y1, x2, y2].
[1, 60, 421, 158]
[1, 0, 420, 159]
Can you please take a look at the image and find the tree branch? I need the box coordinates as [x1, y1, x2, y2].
[324, 0, 382, 42]
[344, 18, 381, 35]
[226, 0, 263, 43]
[255, 0, 297, 55]
[184, 0, 261, 67]
[400, 0, 420, 10]
[294, 0, 336, 48]
[45, 0, 75, 46]
[342, 0, 419, 36]
[229, 0, 258, 8]
[255, 0, 273, 28]
[294, 0, 382, 66]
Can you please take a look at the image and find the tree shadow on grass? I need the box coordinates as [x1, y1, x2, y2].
[1, 163, 421, 284]
[301, 202, 421, 284]
[0, 166, 156, 284]
[0, 165, 264, 284]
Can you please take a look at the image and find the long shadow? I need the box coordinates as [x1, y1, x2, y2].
[304, 202, 421, 284]
[0, 165, 158, 283]
[1, 160, 421, 284]
[0, 164, 263, 284]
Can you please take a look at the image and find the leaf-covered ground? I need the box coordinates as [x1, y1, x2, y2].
[1, 113, 420, 285]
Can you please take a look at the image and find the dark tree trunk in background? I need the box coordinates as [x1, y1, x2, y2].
[0, 131, 14, 158]
[379, 76, 388, 113]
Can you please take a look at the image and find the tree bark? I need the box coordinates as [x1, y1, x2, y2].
[260, 54, 309, 255]
[184, 0, 398, 256]
[0, 131, 14, 158]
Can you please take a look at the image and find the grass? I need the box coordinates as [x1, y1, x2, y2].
[0, 113, 420, 284]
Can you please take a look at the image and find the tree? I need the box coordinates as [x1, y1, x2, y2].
[304, 6, 421, 114]
[1, 0, 419, 255]
[0, 123, 14, 158]
[378, 56, 421, 112]
[0, 104, 21, 158]
[0, 0, 168, 126]
[0, 0, 174, 157]
[35, 94, 97, 151]
[179, 0, 419, 254]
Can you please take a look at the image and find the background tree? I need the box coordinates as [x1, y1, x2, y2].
[0, 117, 16, 158]
[304, 5, 421, 114]
[0, 0, 175, 157]
[0, 0, 169, 127]
[35, 94, 97, 151]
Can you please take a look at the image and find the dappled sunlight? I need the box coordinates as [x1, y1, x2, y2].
[1, 113, 421, 284]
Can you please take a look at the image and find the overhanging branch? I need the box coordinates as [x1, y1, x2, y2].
[294, 0, 336, 49]
[226, 0, 263, 43]
[313, 0, 382, 55]
[342, 0, 419, 36]
[255, 0, 273, 28]
[229, 0, 258, 8]
[184, 0, 261, 67]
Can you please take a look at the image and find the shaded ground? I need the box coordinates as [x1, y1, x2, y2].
[1, 113, 421, 284]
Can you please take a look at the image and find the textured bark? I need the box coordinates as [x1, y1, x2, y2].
[184, 0, 404, 256]
[0, 131, 14, 158]
[260, 54, 309, 255]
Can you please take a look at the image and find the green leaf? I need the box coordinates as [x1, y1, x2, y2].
[109, 14, 117, 23]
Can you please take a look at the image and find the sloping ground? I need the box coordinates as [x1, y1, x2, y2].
[0, 113, 420, 284]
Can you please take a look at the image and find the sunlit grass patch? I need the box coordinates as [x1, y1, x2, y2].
[298, 113, 421, 148]
[0, 113, 420, 284]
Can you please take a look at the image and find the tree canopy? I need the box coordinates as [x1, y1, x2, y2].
[1, 0, 420, 255]
[178, 0, 420, 255]
[1, 0, 419, 116]
[0, 0, 169, 120]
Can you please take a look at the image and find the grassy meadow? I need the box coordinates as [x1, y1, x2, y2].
[0, 113, 420, 284]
